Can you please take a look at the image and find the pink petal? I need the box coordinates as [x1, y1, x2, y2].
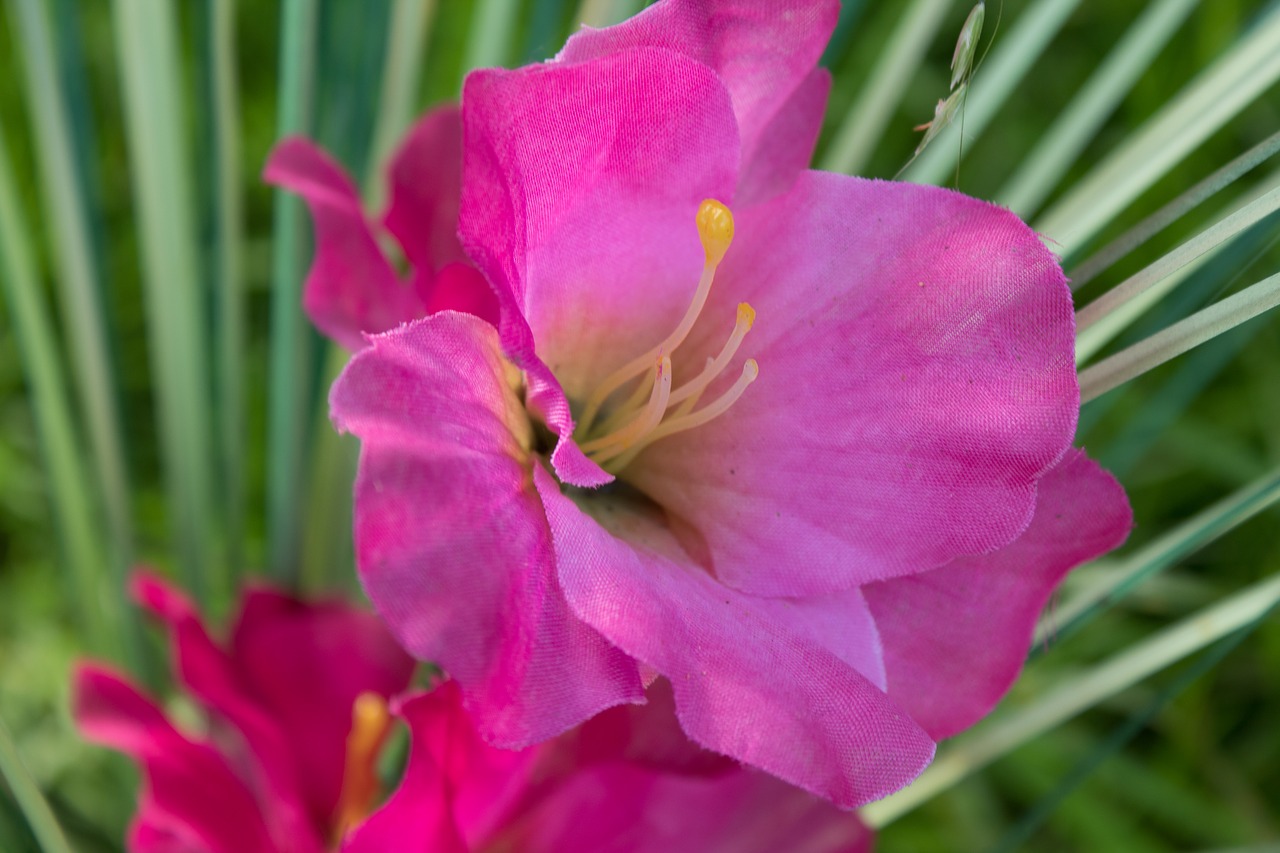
[864, 449, 1133, 738]
[383, 104, 469, 275]
[228, 587, 416, 829]
[330, 313, 643, 747]
[342, 691, 470, 853]
[502, 762, 872, 853]
[131, 573, 317, 843]
[558, 0, 838, 201]
[264, 137, 422, 350]
[534, 465, 935, 807]
[459, 48, 739, 486]
[72, 665, 281, 853]
[419, 262, 499, 328]
[631, 171, 1079, 596]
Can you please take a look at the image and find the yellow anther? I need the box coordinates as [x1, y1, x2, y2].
[696, 199, 734, 266]
[737, 301, 755, 330]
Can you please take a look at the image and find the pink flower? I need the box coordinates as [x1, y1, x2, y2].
[264, 104, 498, 351]
[285, 0, 1132, 807]
[73, 573, 870, 852]
[72, 570, 415, 851]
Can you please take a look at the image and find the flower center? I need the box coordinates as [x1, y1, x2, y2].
[332, 692, 392, 843]
[573, 199, 758, 474]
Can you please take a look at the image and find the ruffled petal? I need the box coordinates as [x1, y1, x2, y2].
[228, 587, 415, 828]
[503, 762, 872, 853]
[558, 0, 838, 199]
[331, 313, 643, 747]
[264, 137, 422, 350]
[383, 104, 469, 274]
[535, 465, 934, 807]
[459, 47, 740, 486]
[864, 449, 1133, 739]
[72, 665, 281, 853]
[631, 171, 1079, 596]
[130, 572, 317, 843]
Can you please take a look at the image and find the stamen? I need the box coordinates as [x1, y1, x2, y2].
[579, 356, 672, 459]
[333, 692, 392, 841]
[578, 199, 735, 433]
[667, 302, 755, 410]
[604, 360, 758, 473]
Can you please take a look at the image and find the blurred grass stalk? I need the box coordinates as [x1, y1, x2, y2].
[112, 0, 217, 601]
[864, 571, 1280, 827]
[0, 718, 73, 853]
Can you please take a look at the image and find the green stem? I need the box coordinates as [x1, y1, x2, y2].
[0, 718, 74, 853]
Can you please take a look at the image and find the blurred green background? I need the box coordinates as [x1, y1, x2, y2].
[0, 0, 1278, 850]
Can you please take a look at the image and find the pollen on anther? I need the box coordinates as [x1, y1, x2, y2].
[696, 199, 734, 266]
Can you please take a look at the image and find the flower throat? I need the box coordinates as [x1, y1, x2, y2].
[572, 199, 758, 475]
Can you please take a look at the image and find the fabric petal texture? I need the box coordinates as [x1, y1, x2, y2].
[864, 449, 1133, 739]
[331, 313, 643, 747]
[263, 138, 422, 350]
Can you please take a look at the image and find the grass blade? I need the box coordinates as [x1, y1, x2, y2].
[1069, 129, 1280, 290]
[463, 0, 520, 73]
[575, 0, 643, 28]
[995, 0, 1197, 216]
[266, 0, 318, 584]
[1035, 4, 1280, 256]
[0, 718, 73, 853]
[992, 614, 1266, 853]
[13, 0, 135, 573]
[862, 571, 1280, 827]
[1034, 468, 1280, 650]
[366, 0, 437, 208]
[1075, 179, 1280, 361]
[205, 0, 246, 583]
[819, 0, 954, 176]
[1079, 269, 1280, 403]
[0, 122, 116, 658]
[902, 0, 1083, 186]
[112, 0, 216, 600]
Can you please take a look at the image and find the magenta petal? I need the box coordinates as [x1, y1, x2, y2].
[558, 0, 838, 198]
[72, 665, 280, 853]
[507, 762, 871, 853]
[420, 262, 499, 327]
[383, 104, 469, 274]
[534, 465, 934, 807]
[132, 573, 316, 843]
[459, 48, 739, 485]
[331, 313, 643, 746]
[342, 691, 469, 853]
[864, 449, 1133, 739]
[264, 137, 422, 350]
[228, 587, 415, 828]
[632, 171, 1079, 596]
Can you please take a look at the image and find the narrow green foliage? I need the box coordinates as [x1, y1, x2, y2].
[463, 0, 521, 73]
[903, 0, 1083, 186]
[267, 0, 318, 585]
[0, 122, 117, 659]
[112, 0, 216, 601]
[0, 718, 73, 853]
[206, 0, 246, 584]
[1034, 468, 1280, 650]
[1070, 129, 1280, 289]
[993, 617, 1267, 853]
[366, 0, 437, 208]
[1079, 269, 1280, 403]
[575, 0, 643, 28]
[864, 571, 1280, 827]
[1075, 180, 1280, 361]
[1036, 4, 1280, 255]
[996, 0, 1197, 216]
[821, 0, 954, 176]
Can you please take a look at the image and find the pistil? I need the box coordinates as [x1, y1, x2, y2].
[572, 199, 759, 473]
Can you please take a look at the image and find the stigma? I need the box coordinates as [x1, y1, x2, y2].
[575, 199, 758, 474]
[333, 692, 392, 842]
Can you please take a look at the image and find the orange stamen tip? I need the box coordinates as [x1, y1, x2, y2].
[737, 302, 756, 329]
[696, 199, 734, 265]
[333, 692, 392, 841]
